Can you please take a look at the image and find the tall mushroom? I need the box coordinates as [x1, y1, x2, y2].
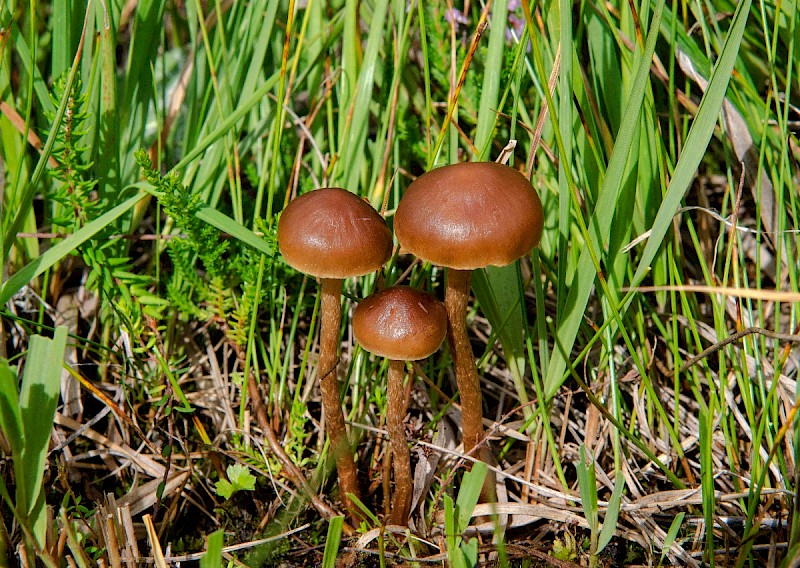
[278, 187, 393, 519]
[394, 162, 544, 488]
[352, 286, 447, 526]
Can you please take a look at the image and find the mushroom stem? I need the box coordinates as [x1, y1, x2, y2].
[387, 359, 412, 526]
[445, 268, 497, 500]
[319, 277, 361, 518]
[445, 269, 484, 453]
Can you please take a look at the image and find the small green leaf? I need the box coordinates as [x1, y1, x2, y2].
[551, 533, 579, 561]
[215, 479, 235, 500]
[215, 464, 256, 500]
[662, 512, 685, 553]
[226, 464, 256, 492]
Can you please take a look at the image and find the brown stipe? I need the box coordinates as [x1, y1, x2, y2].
[394, 162, 544, 500]
[353, 286, 447, 526]
[277, 187, 392, 521]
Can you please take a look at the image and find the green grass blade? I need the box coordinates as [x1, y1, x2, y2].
[699, 408, 716, 565]
[0, 193, 145, 306]
[60, 508, 91, 568]
[95, 0, 121, 189]
[19, 326, 67, 545]
[576, 445, 599, 540]
[472, 266, 530, 413]
[2, 7, 90, 258]
[321, 516, 344, 568]
[8, 23, 55, 116]
[196, 207, 274, 256]
[543, 0, 665, 397]
[50, 0, 72, 78]
[336, 0, 389, 193]
[456, 461, 488, 533]
[0, 360, 23, 476]
[122, 0, 164, 110]
[170, 72, 280, 174]
[472, 0, 507, 159]
[348, 492, 381, 527]
[340, 0, 359, 129]
[444, 493, 468, 568]
[461, 537, 479, 566]
[199, 529, 224, 568]
[598, 473, 625, 553]
[260, 0, 295, 222]
[556, 0, 574, 323]
[661, 511, 685, 560]
[630, 0, 752, 286]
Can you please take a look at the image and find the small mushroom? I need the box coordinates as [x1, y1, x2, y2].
[352, 286, 447, 526]
[394, 162, 544, 495]
[278, 187, 393, 519]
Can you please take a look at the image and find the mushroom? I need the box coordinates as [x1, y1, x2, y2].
[394, 162, 544, 491]
[278, 187, 393, 519]
[352, 286, 447, 526]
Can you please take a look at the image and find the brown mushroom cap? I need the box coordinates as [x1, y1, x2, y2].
[353, 286, 447, 361]
[278, 188, 393, 279]
[394, 162, 544, 270]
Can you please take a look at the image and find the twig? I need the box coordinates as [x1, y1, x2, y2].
[679, 327, 800, 373]
[246, 376, 356, 536]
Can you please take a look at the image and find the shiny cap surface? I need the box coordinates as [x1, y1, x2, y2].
[278, 188, 393, 278]
[353, 286, 447, 361]
[394, 162, 543, 269]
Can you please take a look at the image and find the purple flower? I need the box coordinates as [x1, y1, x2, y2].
[445, 7, 469, 27]
[506, 13, 526, 41]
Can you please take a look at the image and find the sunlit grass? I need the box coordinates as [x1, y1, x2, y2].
[0, 0, 798, 565]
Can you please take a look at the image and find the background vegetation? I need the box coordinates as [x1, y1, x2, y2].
[0, 0, 798, 565]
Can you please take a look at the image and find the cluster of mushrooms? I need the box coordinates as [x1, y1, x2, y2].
[276, 162, 544, 527]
